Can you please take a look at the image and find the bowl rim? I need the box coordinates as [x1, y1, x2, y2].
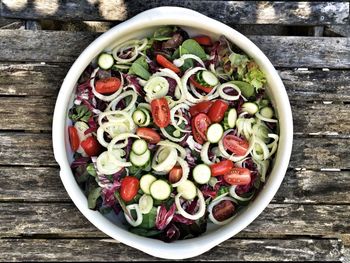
[53, 6, 293, 259]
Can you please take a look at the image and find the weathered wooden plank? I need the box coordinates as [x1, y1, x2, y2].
[325, 25, 350, 37]
[0, 17, 24, 29]
[0, 203, 349, 237]
[0, 238, 343, 261]
[1, 0, 349, 25]
[0, 30, 349, 68]
[2, 65, 350, 101]
[1, 97, 349, 135]
[0, 133, 348, 169]
[1, 167, 349, 204]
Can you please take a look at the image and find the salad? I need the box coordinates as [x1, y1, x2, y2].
[68, 26, 279, 242]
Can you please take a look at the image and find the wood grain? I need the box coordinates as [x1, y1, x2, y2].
[0, 30, 349, 68]
[0, 133, 348, 169]
[0, 203, 349, 237]
[0, 238, 344, 261]
[1, 1, 349, 25]
[1, 167, 349, 204]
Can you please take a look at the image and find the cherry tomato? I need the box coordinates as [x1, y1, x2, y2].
[210, 160, 234, 177]
[95, 77, 121, 94]
[150, 97, 171, 128]
[192, 35, 213, 46]
[207, 100, 228, 123]
[212, 200, 235, 222]
[136, 128, 161, 144]
[120, 176, 140, 202]
[224, 168, 251, 186]
[189, 101, 213, 117]
[189, 75, 213, 93]
[80, 136, 102, 157]
[68, 126, 80, 152]
[223, 135, 249, 156]
[169, 166, 182, 184]
[156, 54, 180, 73]
[191, 118, 204, 144]
[193, 113, 211, 141]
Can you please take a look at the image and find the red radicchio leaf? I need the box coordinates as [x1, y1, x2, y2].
[172, 214, 194, 225]
[155, 203, 176, 230]
[102, 180, 121, 207]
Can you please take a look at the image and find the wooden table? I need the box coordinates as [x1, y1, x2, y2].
[0, 1, 349, 261]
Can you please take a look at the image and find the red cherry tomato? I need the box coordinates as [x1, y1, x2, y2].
[191, 118, 204, 144]
[224, 168, 251, 186]
[210, 160, 234, 177]
[80, 136, 102, 157]
[169, 166, 182, 184]
[150, 97, 171, 128]
[95, 77, 121, 94]
[136, 128, 161, 144]
[207, 100, 228, 123]
[193, 113, 211, 142]
[120, 176, 140, 202]
[223, 135, 249, 156]
[189, 75, 213, 93]
[189, 101, 213, 117]
[192, 35, 213, 46]
[156, 54, 180, 73]
[68, 126, 80, 152]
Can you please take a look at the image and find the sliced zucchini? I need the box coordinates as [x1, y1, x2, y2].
[201, 71, 219, 86]
[150, 180, 171, 200]
[132, 139, 148, 155]
[241, 102, 259, 115]
[177, 180, 197, 200]
[260, 106, 274, 119]
[207, 123, 224, 143]
[130, 149, 150, 167]
[227, 108, 237, 128]
[98, 53, 114, 70]
[140, 174, 157, 194]
[193, 164, 211, 184]
[138, 194, 154, 214]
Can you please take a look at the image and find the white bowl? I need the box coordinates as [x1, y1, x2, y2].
[53, 6, 293, 259]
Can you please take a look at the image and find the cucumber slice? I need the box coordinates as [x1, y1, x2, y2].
[150, 180, 171, 200]
[260, 106, 274, 119]
[132, 139, 148, 155]
[98, 53, 114, 70]
[193, 164, 211, 184]
[140, 174, 157, 194]
[202, 71, 219, 86]
[207, 123, 224, 143]
[176, 180, 197, 200]
[227, 108, 237, 128]
[241, 102, 259, 115]
[130, 149, 150, 167]
[138, 194, 154, 214]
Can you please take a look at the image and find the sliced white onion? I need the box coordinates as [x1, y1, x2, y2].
[124, 204, 143, 227]
[171, 157, 189, 187]
[108, 133, 139, 152]
[229, 185, 254, 201]
[156, 140, 186, 159]
[96, 151, 123, 175]
[137, 102, 151, 111]
[200, 142, 214, 165]
[208, 196, 237, 225]
[153, 68, 184, 104]
[90, 68, 124, 101]
[266, 133, 279, 158]
[152, 147, 178, 172]
[218, 83, 241, 101]
[160, 127, 186, 142]
[98, 110, 135, 132]
[170, 103, 191, 133]
[106, 90, 137, 112]
[186, 136, 202, 152]
[181, 67, 207, 104]
[173, 54, 205, 68]
[175, 189, 206, 220]
[252, 136, 270, 161]
[254, 159, 269, 182]
[255, 112, 278, 123]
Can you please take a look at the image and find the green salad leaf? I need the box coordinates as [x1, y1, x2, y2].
[88, 187, 101, 209]
[181, 39, 207, 60]
[129, 56, 151, 80]
[138, 207, 157, 229]
[68, 105, 92, 122]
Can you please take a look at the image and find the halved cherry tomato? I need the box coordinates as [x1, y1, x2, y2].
[120, 176, 140, 202]
[224, 168, 251, 186]
[189, 75, 213, 93]
[95, 77, 121, 94]
[80, 136, 102, 157]
[223, 135, 249, 156]
[207, 99, 228, 123]
[193, 113, 211, 141]
[192, 35, 213, 46]
[150, 97, 171, 128]
[136, 127, 161, 144]
[191, 118, 204, 144]
[189, 101, 213, 117]
[169, 166, 182, 184]
[210, 160, 234, 177]
[68, 126, 80, 152]
[212, 200, 235, 222]
[156, 54, 180, 73]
